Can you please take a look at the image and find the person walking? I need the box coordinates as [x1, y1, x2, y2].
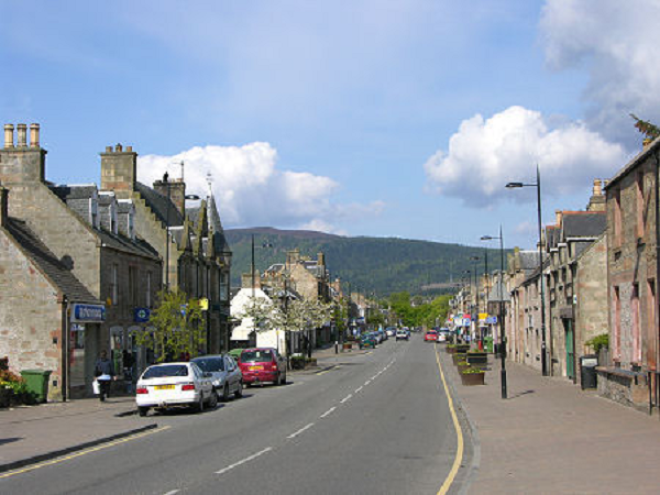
[94, 350, 115, 402]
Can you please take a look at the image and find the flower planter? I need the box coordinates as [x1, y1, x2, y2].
[455, 344, 471, 353]
[467, 353, 488, 366]
[457, 363, 471, 373]
[452, 353, 467, 365]
[0, 388, 11, 408]
[460, 372, 485, 386]
[342, 342, 353, 351]
[446, 346, 457, 354]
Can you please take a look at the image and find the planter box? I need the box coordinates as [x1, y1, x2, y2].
[460, 372, 485, 386]
[467, 353, 488, 366]
[452, 353, 467, 365]
[455, 344, 471, 353]
[342, 342, 353, 351]
[457, 363, 471, 373]
[446, 346, 457, 354]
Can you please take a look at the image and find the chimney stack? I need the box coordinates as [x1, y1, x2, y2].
[555, 210, 563, 226]
[317, 252, 325, 267]
[587, 178, 606, 212]
[593, 179, 603, 197]
[100, 143, 138, 200]
[4, 124, 14, 148]
[29, 123, 40, 148]
[17, 124, 27, 147]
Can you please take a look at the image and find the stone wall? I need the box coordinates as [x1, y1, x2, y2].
[0, 229, 64, 401]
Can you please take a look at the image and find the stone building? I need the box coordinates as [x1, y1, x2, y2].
[599, 137, 660, 411]
[546, 206, 607, 380]
[99, 145, 232, 354]
[0, 124, 161, 399]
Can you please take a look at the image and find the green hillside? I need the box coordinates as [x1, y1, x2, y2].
[225, 227, 506, 297]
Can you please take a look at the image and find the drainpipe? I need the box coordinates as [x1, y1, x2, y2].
[654, 148, 660, 411]
[61, 296, 69, 402]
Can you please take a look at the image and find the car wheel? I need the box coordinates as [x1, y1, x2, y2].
[195, 395, 204, 413]
[208, 391, 218, 409]
[235, 381, 243, 398]
[138, 406, 149, 417]
[222, 383, 230, 402]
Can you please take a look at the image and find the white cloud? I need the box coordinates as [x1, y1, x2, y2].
[540, 0, 660, 144]
[424, 106, 626, 206]
[137, 142, 383, 233]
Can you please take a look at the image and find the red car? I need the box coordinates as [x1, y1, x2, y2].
[424, 330, 439, 342]
[238, 348, 287, 386]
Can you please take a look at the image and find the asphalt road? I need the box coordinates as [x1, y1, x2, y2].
[1, 336, 472, 495]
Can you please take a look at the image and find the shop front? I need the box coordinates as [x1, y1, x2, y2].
[68, 303, 106, 398]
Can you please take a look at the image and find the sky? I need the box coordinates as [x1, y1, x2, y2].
[2, 0, 659, 249]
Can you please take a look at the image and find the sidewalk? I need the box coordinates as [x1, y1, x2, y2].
[0, 396, 157, 473]
[440, 349, 660, 494]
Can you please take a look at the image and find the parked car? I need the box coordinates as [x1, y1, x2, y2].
[238, 348, 287, 386]
[377, 329, 388, 341]
[424, 330, 439, 342]
[359, 332, 377, 349]
[135, 362, 216, 417]
[191, 354, 243, 402]
[396, 329, 409, 341]
[386, 327, 397, 338]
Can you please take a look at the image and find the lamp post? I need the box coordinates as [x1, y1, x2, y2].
[506, 164, 548, 376]
[482, 227, 507, 399]
[470, 256, 480, 345]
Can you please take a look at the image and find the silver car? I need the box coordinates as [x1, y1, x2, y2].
[191, 354, 243, 402]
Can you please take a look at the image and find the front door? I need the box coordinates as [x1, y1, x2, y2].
[564, 319, 574, 379]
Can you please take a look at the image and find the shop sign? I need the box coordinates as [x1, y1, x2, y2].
[134, 308, 151, 323]
[71, 303, 106, 323]
[486, 316, 498, 324]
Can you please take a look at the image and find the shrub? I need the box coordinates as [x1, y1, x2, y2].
[586, 333, 609, 353]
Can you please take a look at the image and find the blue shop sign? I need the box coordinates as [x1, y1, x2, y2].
[486, 316, 498, 324]
[134, 308, 151, 323]
[71, 303, 106, 323]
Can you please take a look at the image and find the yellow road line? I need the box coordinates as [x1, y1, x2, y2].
[435, 346, 464, 495]
[0, 425, 171, 479]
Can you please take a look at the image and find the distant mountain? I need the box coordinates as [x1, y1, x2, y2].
[225, 227, 504, 297]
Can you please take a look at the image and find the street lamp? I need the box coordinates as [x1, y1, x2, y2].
[506, 164, 548, 376]
[482, 227, 507, 399]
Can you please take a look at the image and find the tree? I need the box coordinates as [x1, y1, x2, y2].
[134, 289, 206, 363]
[631, 113, 660, 140]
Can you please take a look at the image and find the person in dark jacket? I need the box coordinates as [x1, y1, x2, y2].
[94, 350, 115, 402]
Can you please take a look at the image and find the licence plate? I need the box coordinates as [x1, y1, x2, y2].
[249, 365, 263, 371]
[155, 385, 175, 390]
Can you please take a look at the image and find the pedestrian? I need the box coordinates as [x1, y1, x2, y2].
[94, 350, 115, 402]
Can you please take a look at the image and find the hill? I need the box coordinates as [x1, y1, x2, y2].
[225, 228, 505, 297]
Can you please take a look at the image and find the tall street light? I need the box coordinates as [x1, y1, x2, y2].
[482, 227, 507, 399]
[470, 256, 480, 344]
[506, 164, 548, 376]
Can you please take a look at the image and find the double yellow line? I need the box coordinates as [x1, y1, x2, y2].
[435, 345, 465, 495]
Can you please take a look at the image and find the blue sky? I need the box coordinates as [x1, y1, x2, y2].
[2, 0, 659, 249]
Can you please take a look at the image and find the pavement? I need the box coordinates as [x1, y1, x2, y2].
[438, 346, 660, 494]
[0, 343, 367, 474]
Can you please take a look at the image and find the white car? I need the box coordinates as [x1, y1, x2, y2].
[136, 362, 217, 417]
[396, 329, 409, 341]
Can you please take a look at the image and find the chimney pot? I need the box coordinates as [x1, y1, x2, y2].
[105, 146, 112, 153]
[126, 145, 132, 152]
[17, 124, 27, 147]
[29, 123, 40, 148]
[115, 143, 123, 152]
[593, 178, 603, 196]
[3, 124, 14, 148]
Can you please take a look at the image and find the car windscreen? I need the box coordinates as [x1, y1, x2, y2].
[241, 350, 274, 363]
[142, 365, 189, 379]
[191, 357, 225, 372]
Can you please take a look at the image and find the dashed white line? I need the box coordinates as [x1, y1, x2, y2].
[371, 375, 378, 380]
[287, 423, 315, 439]
[354, 386, 363, 393]
[163, 491, 180, 495]
[216, 447, 273, 475]
[365, 380, 371, 386]
[320, 406, 337, 418]
[340, 394, 353, 404]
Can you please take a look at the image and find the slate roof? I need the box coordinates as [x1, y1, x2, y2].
[96, 228, 159, 259]
[606, 135, 660, 189]
[4, 219, 100, 304]
[51, 184, 97, 201]
[135, 181, 184, 227]
[562, 212, 606, 239]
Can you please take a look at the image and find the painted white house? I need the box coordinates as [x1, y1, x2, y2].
[230, 288, 286, 354]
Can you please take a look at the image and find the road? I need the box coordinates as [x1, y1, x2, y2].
[1, 336, 473, 495]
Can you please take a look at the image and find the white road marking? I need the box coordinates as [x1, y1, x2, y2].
[365, 380, 371, 386]
[287, 423, 315, 439]
[371, 375, 378, 380]
[340, 394, 353, 404]
[216, 447, 273, 475]
[354, 386, 363, 393]
[163, 491, 180, 495]
[320, 406, 336, 418]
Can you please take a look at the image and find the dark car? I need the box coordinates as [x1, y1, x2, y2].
[238, 348, 287, 386]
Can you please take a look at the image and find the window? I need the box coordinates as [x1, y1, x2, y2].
[146, 271, 152, 308]
[636, 172, 645, 238]
[111, 264, 118, 305]
[648, 280, 656, 368]
[613, 286, 621, 360]
[129, 266, 138, 306]
[632, 284, 641, 363]
[613, 188, 622, 246]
